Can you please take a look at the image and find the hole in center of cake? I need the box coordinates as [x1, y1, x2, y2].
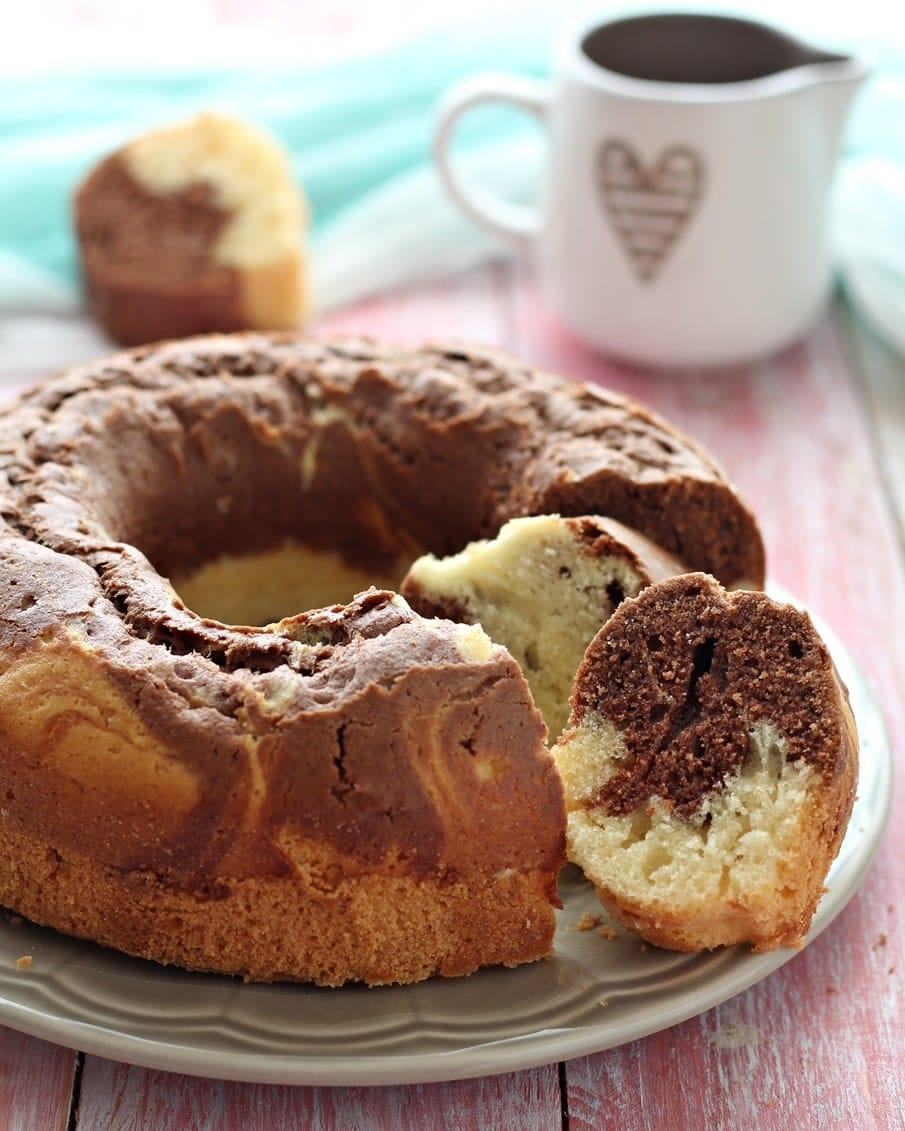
[82, 394, 430, 627]
[170, 542, 407, 626]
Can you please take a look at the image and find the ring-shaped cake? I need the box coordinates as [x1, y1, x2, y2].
[0, 334, 764, 984]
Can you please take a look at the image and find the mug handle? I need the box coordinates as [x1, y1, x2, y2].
[433, 73, 551, 249]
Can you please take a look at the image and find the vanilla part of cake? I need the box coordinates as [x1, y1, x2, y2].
[402, 514, 685, 739]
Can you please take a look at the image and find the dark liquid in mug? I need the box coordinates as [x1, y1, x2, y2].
[581, 14, 845, 84]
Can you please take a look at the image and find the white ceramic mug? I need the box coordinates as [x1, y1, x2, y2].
[434, 13, 869, 367]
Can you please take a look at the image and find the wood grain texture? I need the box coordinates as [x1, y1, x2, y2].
[565, 905, 901, 1130]
[75, 1058, 562, 1130]
[0, 1028, 76, 1131]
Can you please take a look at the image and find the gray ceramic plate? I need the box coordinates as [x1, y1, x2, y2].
[0, 599, 892, 1085]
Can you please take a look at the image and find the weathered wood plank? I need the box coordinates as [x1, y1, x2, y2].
[0, 1028, 77, 1131]
[566, 900, 900, 1130]
[75, 1059, 562, 1130]
[313, 262, 511, 345]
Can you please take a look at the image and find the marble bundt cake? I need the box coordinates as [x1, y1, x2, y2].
[0, 334, 765, 982]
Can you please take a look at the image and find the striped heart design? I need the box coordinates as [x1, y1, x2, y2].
[597, 141, 705, 283]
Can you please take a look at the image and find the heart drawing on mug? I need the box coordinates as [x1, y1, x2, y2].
[597, 141, 705, 283]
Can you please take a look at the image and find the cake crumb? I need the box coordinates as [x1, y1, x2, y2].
[576, 913, 602, 931]
[826, 985, 837, 994]
[16, 955, 32, 969]
[9, 915, 23, 926]
[598, 925, 617, 940]
[873, 933, 888, 949]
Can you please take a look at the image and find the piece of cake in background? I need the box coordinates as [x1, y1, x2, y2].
[401, 514, 685, 740]
[74, 112, 308, 346]
[553, 572, 859, 953]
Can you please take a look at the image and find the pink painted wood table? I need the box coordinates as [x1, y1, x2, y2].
[0, 262, 902, 1129]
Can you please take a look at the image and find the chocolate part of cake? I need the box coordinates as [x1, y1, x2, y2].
[77, 155, 234, 283]
[75, 153, 246, 345]
[572, 572, 847, 817]
[564, 515, 686, 584]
